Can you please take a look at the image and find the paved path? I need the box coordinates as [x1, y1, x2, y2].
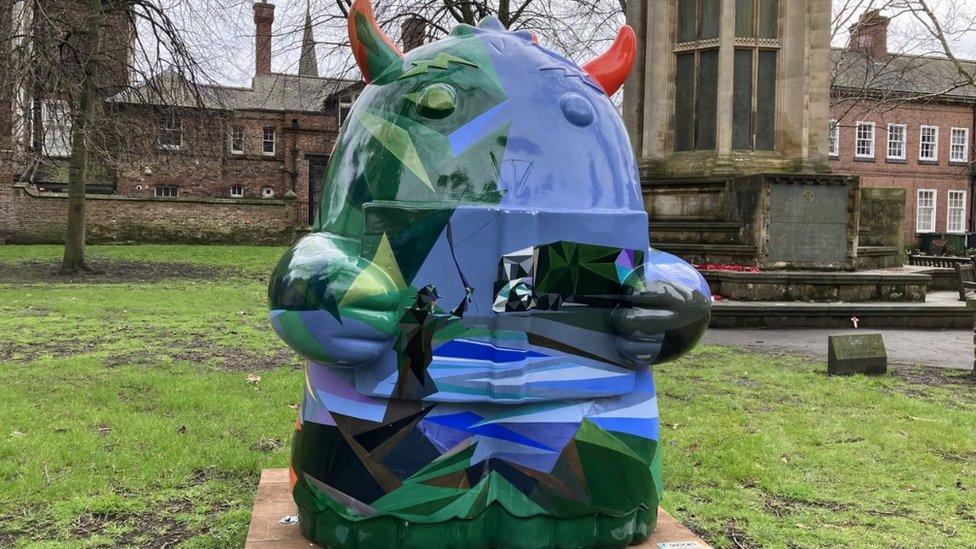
[704, 328, 973, 370]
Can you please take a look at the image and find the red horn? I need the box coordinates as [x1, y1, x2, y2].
[348, 0, 403, 83]
[582, 25, 637, 96]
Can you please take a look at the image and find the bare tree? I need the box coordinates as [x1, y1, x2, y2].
[262, 0, 624, 83]
[3, 0, 216, 273]
[831, 1, 976, 124]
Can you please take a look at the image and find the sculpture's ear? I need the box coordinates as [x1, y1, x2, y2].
[348, 0, 404, 83]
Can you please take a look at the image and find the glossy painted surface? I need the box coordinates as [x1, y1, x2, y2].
[348, 0, 403, 83]
[268, 2, 711, 546]
[582, 25, 638, 96]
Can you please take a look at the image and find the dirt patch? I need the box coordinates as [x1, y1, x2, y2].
[250, 437, 285, 453]
[104, 337, 302, 372]
[933, 449, 976, 463]
[0, 335, 119, 363]
[0, 471, 255, 547]
[167, 338, 301, 371]
[762, 494, 852, 518]
[723, 523, 761, 549]
[688, 519, 762, 549]
[71, 504, 197, 548]
[0, 260, 249, 284]
[734, 377, 762, 388]
[0, 498, 218, 548]
[2, 332, 300, 371]
[888, 363, 976, 387]
[179, 468, 254, 489]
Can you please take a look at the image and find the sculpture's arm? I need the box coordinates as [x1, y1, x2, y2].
[610, 249, 712, 364]
[268, 232, 401, 366]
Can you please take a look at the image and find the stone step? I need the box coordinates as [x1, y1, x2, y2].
[857, 246, 900, 257]
[858, 232, 887, 246]
[649, 220, 741, 231]
[651, 243, 758, 266]
[649, 221, 744, 245]
[853, 246, 903, 270]
[711, 292, 969, 329]
[703, 270, 929, 302]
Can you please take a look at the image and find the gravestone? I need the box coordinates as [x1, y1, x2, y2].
[828, 334, 887, 375]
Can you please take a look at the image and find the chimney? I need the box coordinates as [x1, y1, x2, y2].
[254, 1, 275, 77]
[848, 9, 890, 61]
[401, 16, 426, 53]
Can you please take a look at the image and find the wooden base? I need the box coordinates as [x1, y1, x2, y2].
[245, 469, 712, 548]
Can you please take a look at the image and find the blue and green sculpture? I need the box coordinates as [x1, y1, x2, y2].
[268, 1, 711, 546]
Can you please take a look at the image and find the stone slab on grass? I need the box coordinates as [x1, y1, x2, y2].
[245, 469, 712, 548]
[828, 333, 887, 375]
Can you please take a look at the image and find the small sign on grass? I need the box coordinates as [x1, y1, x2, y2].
[828, 334, 887, 376]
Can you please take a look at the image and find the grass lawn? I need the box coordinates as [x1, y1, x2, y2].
[0, 244, 974, 548]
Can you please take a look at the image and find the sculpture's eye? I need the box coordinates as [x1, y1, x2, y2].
[559, 92, 595, 127]
[415, 83, 457, 119]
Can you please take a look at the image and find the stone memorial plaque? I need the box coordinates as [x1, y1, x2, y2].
[768, 184, 849, 264]
[828, 334, 887, 375]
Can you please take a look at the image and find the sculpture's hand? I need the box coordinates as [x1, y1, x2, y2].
[610, 249, 711, 364]
[268, 232, 400, 366]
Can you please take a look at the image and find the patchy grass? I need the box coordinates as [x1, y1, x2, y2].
[0, 245, 974, 548]
[0, 244, 286, 276]
[656, 348, 976, 548]
[0, 246, 298, 548]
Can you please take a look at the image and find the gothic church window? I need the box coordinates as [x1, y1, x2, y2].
[674, 0, 720, 151]
[732, 0, 779, 150]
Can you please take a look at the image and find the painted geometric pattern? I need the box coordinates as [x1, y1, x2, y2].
[293, 363, 662, 523]
[268, 7, 712, 547]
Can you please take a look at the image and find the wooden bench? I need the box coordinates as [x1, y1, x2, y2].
[910, 253, 973, 269]
[955, 261, 976, 301]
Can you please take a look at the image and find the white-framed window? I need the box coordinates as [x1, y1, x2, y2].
[947, 190, 967, 233]
[262, 127, 276, 155]
[159, 111, 182, 150]
[230, 185, 244, 198]
[919, 125, 939, 161]
[916, 189, 936, 233]
[950, 127, 969, 163]
[41, 99, 71, 157]
[339, 93, 359, 126]
[230, 127, 245, 155]
[154, 185, 179, 198]
[828, 119, 839, 157]
[887, 123, 907, 160]
[855, 122, 875, 158]
[261, 187, 275, 198]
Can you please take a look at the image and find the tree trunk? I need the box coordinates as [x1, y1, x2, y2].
[61, 88, 91, 273]
[498, 0, 511, 27]
[60, 0, 103, 274]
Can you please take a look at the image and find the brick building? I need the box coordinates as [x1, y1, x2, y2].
[1, 1, 361, 243]
[831, 10, 976, 251]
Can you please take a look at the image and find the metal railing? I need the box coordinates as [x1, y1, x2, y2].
[908, 253, 974, 268]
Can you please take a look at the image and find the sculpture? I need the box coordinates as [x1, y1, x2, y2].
[268, 1, 711, 546]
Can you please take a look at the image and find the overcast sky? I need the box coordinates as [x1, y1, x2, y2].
[175, 1, 976, 89]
